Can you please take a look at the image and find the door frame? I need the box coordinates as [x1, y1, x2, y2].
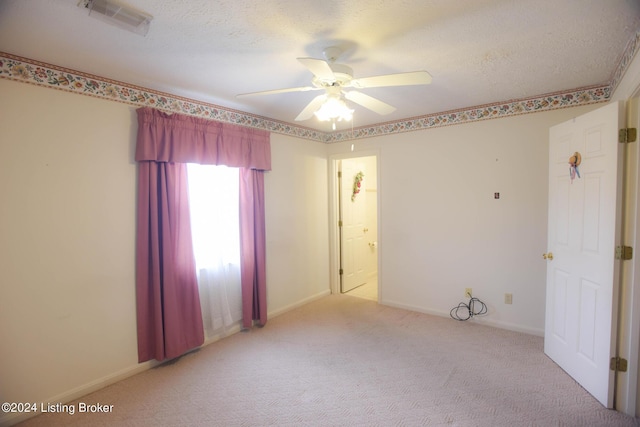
[607, 49, 640, 416]
[617, 94, 640, 416]
[328, 149, 381, 298]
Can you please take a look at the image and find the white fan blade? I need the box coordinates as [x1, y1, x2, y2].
[344, 91, 396, 115]
[236, 86, 319, 98]
[297, 58, 335, 81]
[295, 94, 327, 121]
[350, 71, 432, 89]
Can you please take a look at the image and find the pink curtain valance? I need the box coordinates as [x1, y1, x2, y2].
[135, 107, 271, 170]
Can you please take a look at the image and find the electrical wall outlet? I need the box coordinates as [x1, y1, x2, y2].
[465, 288, 472, 299]
[505, 293, 513, 304]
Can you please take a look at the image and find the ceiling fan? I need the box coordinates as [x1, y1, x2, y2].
[236, 46, 432, 123]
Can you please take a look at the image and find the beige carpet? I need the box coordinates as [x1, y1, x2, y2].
[17, 294, 640, 426]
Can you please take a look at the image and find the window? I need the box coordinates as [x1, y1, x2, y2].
[187, 164, 242, 336]
[187, 164, 240, 269]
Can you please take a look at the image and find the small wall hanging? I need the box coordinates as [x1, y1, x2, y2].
[351, 171, 364, 202]
[569, 151, 581, 183]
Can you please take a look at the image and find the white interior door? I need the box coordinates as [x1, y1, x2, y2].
[340, 159, 367, 293]
[544, 101, 624, 407]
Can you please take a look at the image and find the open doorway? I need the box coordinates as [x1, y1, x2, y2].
[332, 155, 379, 301]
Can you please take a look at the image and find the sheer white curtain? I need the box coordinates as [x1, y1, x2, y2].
[187, 164, 243, 339]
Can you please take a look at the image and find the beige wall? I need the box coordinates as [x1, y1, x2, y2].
[327, 104, 600, 335]
[0, 80, 140, 423]
[0, 79, 330, 425]
[265, 133, 330, 313]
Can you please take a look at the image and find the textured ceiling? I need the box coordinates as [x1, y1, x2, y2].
[1, 0, 639, 131]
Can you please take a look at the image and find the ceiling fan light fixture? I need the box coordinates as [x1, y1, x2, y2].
[78, 0, 153, 36]
[237, 46, 432, 127]
[314, 96, 354, 124]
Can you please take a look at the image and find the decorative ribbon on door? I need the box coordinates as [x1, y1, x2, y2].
[569, 151, 581, 183]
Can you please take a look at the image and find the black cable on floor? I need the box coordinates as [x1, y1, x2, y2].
[450, 297, 488, 321]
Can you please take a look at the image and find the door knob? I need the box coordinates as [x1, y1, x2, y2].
[543, 252, 554, 261]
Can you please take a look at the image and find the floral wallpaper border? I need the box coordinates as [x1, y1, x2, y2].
[328, 30, 640, 143]
[0, 52, 326, 142]
[2, 30, 638, 144]
[328, 85, 609, 143]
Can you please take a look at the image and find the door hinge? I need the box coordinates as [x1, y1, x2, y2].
[338, 220, 343, 227]
[619, 128, 637, 143]
[339, 268, 343, 276]
[616, 245, 633, 260]
[610, 357, 628, 372]
[338, 171, 342, 178]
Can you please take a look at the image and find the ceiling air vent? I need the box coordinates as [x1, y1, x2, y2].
[78, 0, 153, 36]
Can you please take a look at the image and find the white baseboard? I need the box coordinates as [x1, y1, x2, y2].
[1, 290, 333, 427]
[0, 359, 159, 427]
[381, 299, 544, 337]
[268, 289, 331, 319]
